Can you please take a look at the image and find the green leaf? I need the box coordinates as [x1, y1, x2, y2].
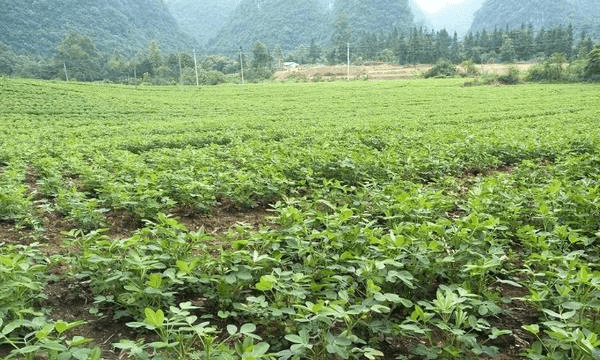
[55, 320, 68, 334]
[227, 324, 238, 336]
[146, 273, 162, 288]
[253, 342, 270, 355]
[363, 347, 384, 359]
[488, 328, 512, 340]
[1, 319, 25, 336]
[542, 308, 576, 320]
[88, 347, 102, 360]
[144, 308, 164, 328]
[561, 301, 583, 310]
[35, 323, 54, 340]
[285, 334, 304, 344]
[240, 323, 256, 334]
[255, 274, 277, 291]
[339, 208, 353, 222]
[522, 324, 539, 335]
[67, 335, 94, 347]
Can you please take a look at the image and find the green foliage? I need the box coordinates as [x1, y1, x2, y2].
[209, 0, 328, 54]
[163, 0, 240, 45]
[461, 60, 480, 76]
[584, 45, 600, 81]
[2, 78, 600, 359]
[0, 0, 197, 56]
[424, 59, 458, 78]
[470, 0, 600, 40]
[333, 0, 413, 34]
[0, 245, 47, 323]
[499, 34, 516, 62]
[496, 64, 521, 84]
[0, 41, 16, 75]
[251, 42, 273, 70]
[526, 53, 579, 82]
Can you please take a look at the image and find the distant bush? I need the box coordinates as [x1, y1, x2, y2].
[199, 69, 225, 85]
[496, 64, 521, 85]
[424, 60, 457, 78]
[526, 53, 568, 82]
[584, 45, 600, 81]
[243, 68, 273, 83]
[460, 60, 480, 76]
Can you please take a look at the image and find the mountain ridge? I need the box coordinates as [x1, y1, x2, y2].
[0, 0, 197, 55]
[470, 0, 600, 37]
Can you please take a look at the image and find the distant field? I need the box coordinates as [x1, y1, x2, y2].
[1, 78, 600, 359]
[273, 63, 534, 81]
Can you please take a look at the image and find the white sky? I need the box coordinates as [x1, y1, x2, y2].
[414, 0, 467, 13]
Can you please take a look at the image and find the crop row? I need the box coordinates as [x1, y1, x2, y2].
[0, 78, 599, 359]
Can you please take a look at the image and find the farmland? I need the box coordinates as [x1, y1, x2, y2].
[273, 63, 534, 81]
[1, 77, 600, 360]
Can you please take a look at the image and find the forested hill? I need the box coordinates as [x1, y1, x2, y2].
[470, 0, 600, 37]
[0, 0, 197, 55]
[333, 0, 413, 34]
[207, 0, 329, 53]
[428, 0, 485, 37]
[163, 0, 240, 45]
[201, 0, 414, 53]
[408, 0, 432, 28]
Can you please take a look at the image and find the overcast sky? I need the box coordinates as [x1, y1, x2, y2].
[414, 0, 467, 13]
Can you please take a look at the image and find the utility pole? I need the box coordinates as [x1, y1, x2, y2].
[240, 47, 245, 85]
[347, 43, 350, 81]
[193, 49, 199, 86]
[63, 63, 69, 81]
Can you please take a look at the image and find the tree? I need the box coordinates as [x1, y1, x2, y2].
[251, 42, 272, 70]
[584, 45, 600, 81]
[500, 34, 516, 62]
[332, 13, 352, 63]
[106, 49, 127, 80]
[449, 32, 462, 63]
[55, 31, 102, 80]
[308, 39, 321, 63]
[0, 41, 15, 75]
[148, 40, 162, 74]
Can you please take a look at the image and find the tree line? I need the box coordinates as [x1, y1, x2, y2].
[0, 22, 597, 84]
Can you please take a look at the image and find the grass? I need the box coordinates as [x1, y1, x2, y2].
[1, 77, 600, 359]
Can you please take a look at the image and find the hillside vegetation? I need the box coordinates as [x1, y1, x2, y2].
[471, 0, 600, 36]
[0, 0, 197, 55]
[163, 0, 241, 45]
[208, 0, 329, 53]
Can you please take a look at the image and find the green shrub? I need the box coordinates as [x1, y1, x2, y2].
[199, 69, 225, 85]
[424, 60, 457, 78]
[584, 45, 600, 81]
[526, 53, 567, 82]
[461, 60, 480, 76]
[497, 64, 521, 85]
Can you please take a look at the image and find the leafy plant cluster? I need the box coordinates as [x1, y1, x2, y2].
[0, 78, 600, 359]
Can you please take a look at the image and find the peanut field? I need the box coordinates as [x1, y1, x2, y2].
[1, 77, 600, 359]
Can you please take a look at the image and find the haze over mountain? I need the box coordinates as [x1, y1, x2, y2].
[203, 0, 413, 53]
[333, 0, 413, 34]
[0, 0, 197, 55]
[408, 1, 432, 28]
[471, 0, 600, 36]
[207, 0, 329, 53]
[163, 0, 240, 45]
[427, 0, 485, 36]
[2, 0, 598, 60]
